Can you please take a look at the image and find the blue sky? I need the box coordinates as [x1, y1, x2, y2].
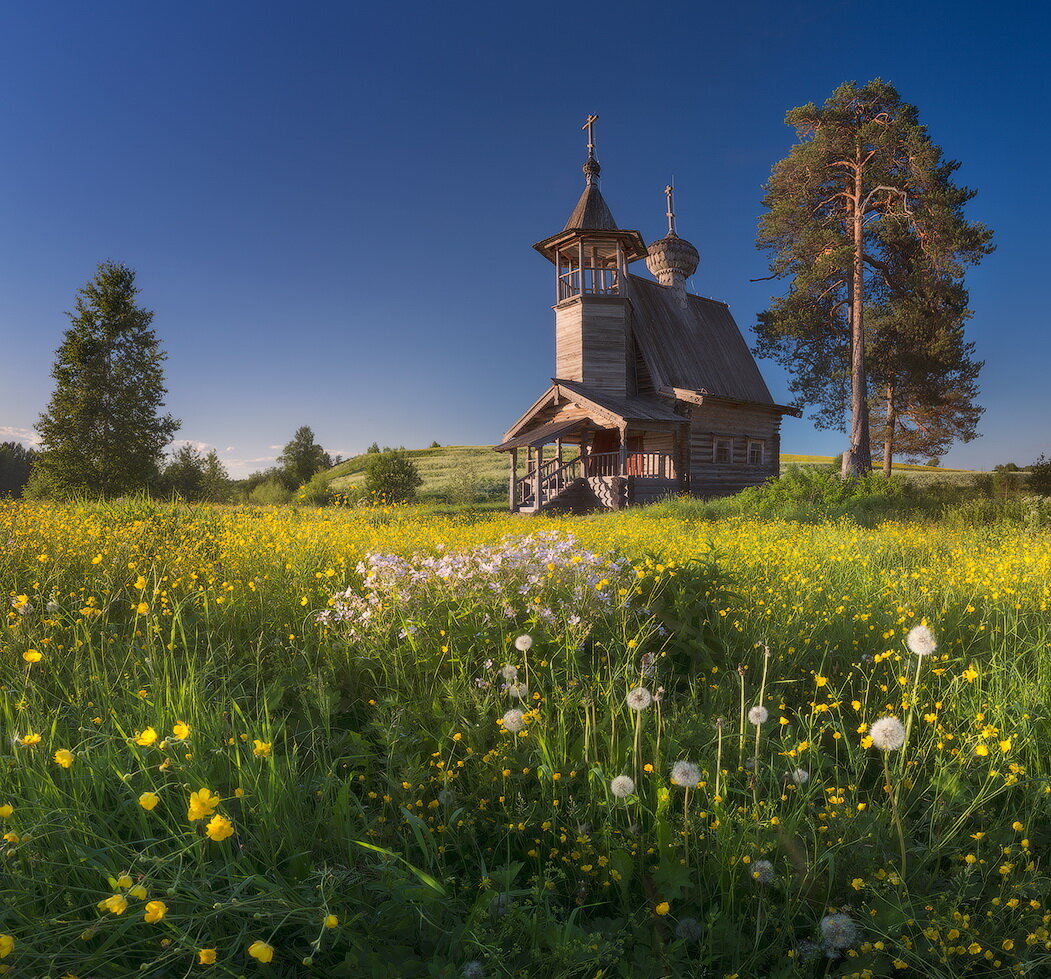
[1, 0, 1047, 476]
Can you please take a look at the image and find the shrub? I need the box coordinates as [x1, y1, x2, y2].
[363, 450, 423, 504]
[297, 471, 335, 506]
[248, 477, 292, 505]
[1028, 455, 1051, 496]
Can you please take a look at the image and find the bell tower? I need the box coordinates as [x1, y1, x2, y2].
[533, 116, 648, 397]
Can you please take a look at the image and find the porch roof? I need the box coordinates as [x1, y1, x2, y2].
[493, 418, 591, 452]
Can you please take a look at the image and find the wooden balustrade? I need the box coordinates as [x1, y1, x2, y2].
[515, 451, 676, 510]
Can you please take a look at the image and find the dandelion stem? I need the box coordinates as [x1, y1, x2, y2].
[882, 751, 907, 878]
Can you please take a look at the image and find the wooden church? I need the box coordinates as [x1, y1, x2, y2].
[494, 118, 798, 513]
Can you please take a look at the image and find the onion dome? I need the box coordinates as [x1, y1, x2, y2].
[646, 184, 699, 287]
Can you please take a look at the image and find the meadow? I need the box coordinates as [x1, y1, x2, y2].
[2, 493, 1050, 977]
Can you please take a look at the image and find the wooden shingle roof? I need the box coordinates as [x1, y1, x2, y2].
[626, 274, 777, 406]
[563, 184, 618, 231]
[552, 378, 684, 423]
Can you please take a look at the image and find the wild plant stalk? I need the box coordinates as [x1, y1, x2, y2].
[737, 665, 747, 762]
[883, 751, 908, 877]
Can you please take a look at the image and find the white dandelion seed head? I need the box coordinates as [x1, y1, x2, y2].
[500, 664, 518, 681]
[462, 962, 485, 979]
[675, 917, 704, 943]
[626, 687, 653, 711]
[748, 705, 769, 726]
[610, 775, 635, 798]
[507, 681, 529, 700]
[906, 624, 937, 657]
[751, 859, 776, 883]
[501, 709, 525, 733]
[670, 760, 701, 789]
[791, 768, 809, 785]
[820, 912, 859, 951]
[870, 715, 906, 751]
[514, 634, 533, 652]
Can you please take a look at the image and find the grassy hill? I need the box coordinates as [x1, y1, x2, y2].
[326, 445, 991, 498]
[327, 445, 507, 497]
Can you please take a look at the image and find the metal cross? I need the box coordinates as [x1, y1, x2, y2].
[582, 114, 599, 158]
[665, 183, 676, 236]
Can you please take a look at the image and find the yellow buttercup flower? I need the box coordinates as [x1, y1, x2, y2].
[323, 914, 338, 928]
[655, 901, 670, 916]
[144, 900, 167, 923]
[247, 940, 274, 963]
[135, 727, 158, 747]
[19, 732, 41, 747]
[138, 791, 160, 811]
[252, 740, 272, 758]
[0, 805, 12, 818]
[199, 948, 217, 964]
[116, 874, 133, 889]
[98, 893, 128, 915]
[172, 721, 191, 740]
[22, 649, 42, 663]
[54, 748, 75, 768]
[0, 934, 12, 958]
[187, 788, 220, 821]
[205, 815, 235, 842]
[129, 884, 147, 899]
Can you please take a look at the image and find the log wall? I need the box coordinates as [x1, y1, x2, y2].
[555, 296, 630, 396]
[687, 402, 782, 498]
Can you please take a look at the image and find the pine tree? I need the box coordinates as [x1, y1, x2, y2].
[867, 264, 983, 473]
[35, 262, 179, 497]
[755, 80, 993, 476]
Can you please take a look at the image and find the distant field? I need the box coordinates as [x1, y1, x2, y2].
[328, 446, 997, 495]
[327, 444, 507, 496]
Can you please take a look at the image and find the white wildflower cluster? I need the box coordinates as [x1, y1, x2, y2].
[870, 715, 906, 751]
[318, 532, 632, 638]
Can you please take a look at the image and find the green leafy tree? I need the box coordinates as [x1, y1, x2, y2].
[34, 261, 179, 496]
[278, 426, 331, 487]
[1029, 456, 1051, 497]
[755, 79, 993, 476]
[0, 442, 37, 497]
[363, 450, 423, 503]
[159, 444, 230, 502]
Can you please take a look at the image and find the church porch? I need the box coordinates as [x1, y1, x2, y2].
[495, 419, 684, 514]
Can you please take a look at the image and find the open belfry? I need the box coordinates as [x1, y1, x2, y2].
[495, 116, 799, 513]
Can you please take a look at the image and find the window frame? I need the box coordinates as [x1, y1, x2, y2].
[712, 437, 733, 465]
[747, 439, 766, 466]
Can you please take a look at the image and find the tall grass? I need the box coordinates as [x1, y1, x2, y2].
[1, 499, 1050, 977]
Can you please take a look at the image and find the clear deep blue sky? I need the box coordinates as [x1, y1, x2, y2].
[2, 1, 1047, 476]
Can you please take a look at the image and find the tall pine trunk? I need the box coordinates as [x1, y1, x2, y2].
[883, 382, 896, 477]
[843, 150, 873, 477]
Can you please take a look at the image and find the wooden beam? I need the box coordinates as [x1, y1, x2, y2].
[509, 448, 518, 511]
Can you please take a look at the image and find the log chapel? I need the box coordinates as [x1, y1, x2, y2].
[495, 117, 798, 513]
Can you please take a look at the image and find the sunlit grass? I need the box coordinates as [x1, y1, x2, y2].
[1, 498, 1049, 976]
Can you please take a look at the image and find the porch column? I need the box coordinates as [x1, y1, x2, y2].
[618, 423, 628, 475]
[509, 448, 518, 511]
[534, 443, 544, 508]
